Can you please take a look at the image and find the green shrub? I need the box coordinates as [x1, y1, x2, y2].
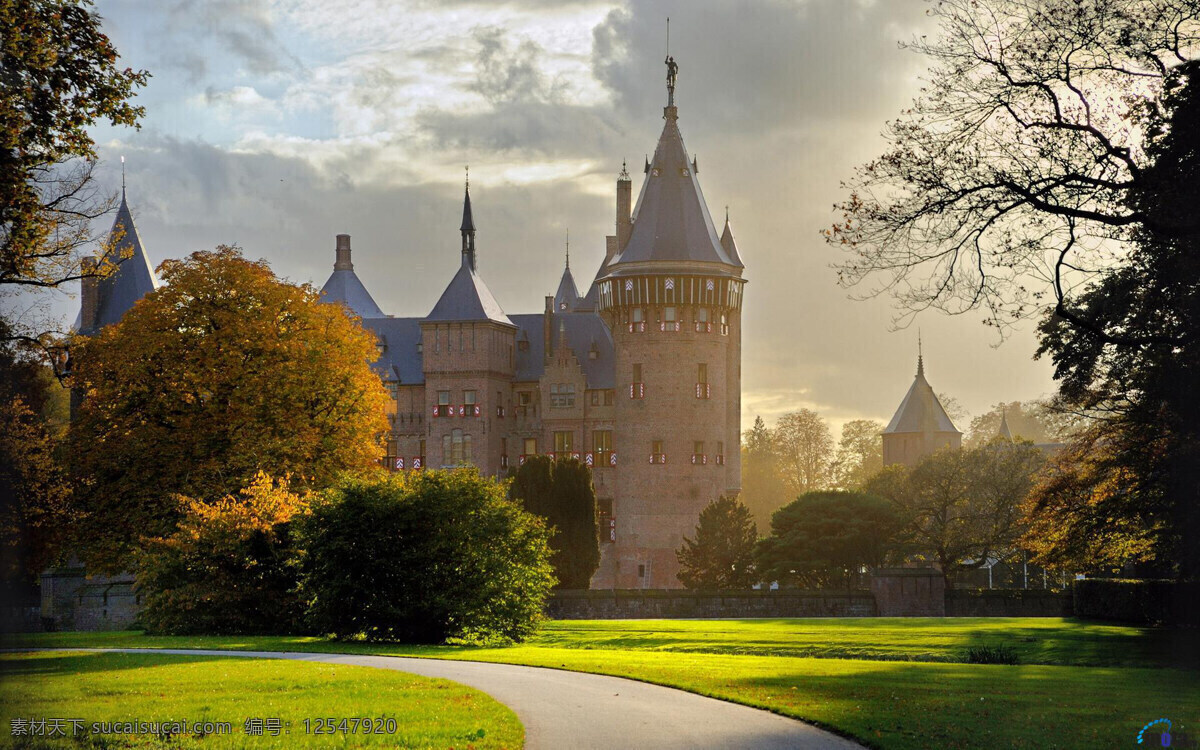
[509, 456, 600, 589]
[136, 473, 307, 635]
[300, 470, 554, 643]
[964, 644, 1020, 665]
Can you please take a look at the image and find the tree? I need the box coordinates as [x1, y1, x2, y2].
[509, 456, 600, 589]
[1030, 61, 1200, 580]
[676, 496, 758, 591]
[301, 470, 554, 644]
[964, 400, 1078, 448]
[865, 442, 1045, 585]
[830, 419, 883, 489]
[0, 397, 72, 582]
[828, 0, 1198, 340]
[756, 491, 902, 589]
[136, 473, 307, 635]
[69, 246, 389, 572]
[773, 409, 834, 495]
[1, 0, 149, 362]
[740, 416, 790, 529]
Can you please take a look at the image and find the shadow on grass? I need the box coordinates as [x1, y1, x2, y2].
[0, 651, 239, 678]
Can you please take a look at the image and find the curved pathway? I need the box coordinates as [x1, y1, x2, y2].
[22, 648, 864, 749]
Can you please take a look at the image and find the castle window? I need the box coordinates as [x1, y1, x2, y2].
[661, 307, 679, 332]
[523, 437, 537, 456]
[604, 389, 613, 405]
[593, 430, 613, 465]
[598, 497, 614, 543]
[651, 440, 666, 464]
[716, 441, 725, 465]
[554, 431, 574, 458]
[631, 364, 644, 399]
[692, 441, 707, 465]
[550, 383, 575, 408]
[444, 429, 471, 465]
[463, 390, 477, 416]
[630, 307, 645, 333]
[721, 313, 729, 335]
[695, 308, 711, 333]
[435, 390, 451, 417]
[519, 391, 532, 406]
[696, 364, 710, 399]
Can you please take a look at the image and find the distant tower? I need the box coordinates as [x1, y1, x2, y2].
[593, 57, 746, 589]
[881, 343, 962, 467]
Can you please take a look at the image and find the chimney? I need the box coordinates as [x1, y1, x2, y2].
[80, 256, 99, 333]
[616, 171, 633, 252]
[334, 234, 353, 271]
[544, 295, 554, 358]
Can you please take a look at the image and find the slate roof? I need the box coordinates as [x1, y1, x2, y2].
[361, 317, 424, 384]
[320, 268, 385, 319]
[427, 260, 514, 325]
[82, 192, 159, 334]
[553, 264, 581, 312]
[883, 358, 961, 435]
[607, 105, 741, 275]
[510, 311, 615, 389]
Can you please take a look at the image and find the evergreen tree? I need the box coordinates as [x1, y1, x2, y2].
[509, 456, 600, 589]
[740, 416, 789, 529]
[676, 496, 758, 591]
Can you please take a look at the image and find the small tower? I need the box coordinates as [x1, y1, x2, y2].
[881, 343, 962, 467]
[593, 55, 746, 589]
[553, 234, 581, 312]
[422, 177, 517, 475]
[997, 408, 1014, 441]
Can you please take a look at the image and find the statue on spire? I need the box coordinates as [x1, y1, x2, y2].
[665, 55, 679, 106]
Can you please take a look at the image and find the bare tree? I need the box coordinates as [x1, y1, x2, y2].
[773, 409, 834, 495]
[827, 0, 1199, 344]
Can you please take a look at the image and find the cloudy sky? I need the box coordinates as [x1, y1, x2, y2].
[54, 0, 1059, 434]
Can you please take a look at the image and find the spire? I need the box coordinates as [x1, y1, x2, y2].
[460, 168, 476, 270]
[997, 408, 1014, 441]
[565, 229, 570, 270]
[80, 179, 158, 334]
[719, 206, 744, 267]
[120, 155, 126, 199]
[554, 233, 581, 312]
[321, 234, 385, 319]
[917, 331, 925, 379]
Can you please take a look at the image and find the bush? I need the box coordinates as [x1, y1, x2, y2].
[300, 470, 554, 643]
[964, 644, 1020, 665]
[136, 473, 307, 635]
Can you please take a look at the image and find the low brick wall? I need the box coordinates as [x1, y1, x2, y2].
[547, 589, 877, 619]
[946, 589, 1073, 617]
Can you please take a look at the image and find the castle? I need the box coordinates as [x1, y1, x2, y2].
[321, 63, 747, 589]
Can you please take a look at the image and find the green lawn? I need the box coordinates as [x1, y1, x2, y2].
[4, 618, 1196, 750]
[0, 651, 522, 749]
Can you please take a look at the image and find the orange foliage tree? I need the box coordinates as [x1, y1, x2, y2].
[70, 246, 388, 572]
[137, 472, 308, 634]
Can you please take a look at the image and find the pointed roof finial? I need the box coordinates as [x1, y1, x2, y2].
[460, 167, 476, 234]
[619, 159, 630, 181]
[725, 205, 729, 224]
[120, 155, 126, 198]
[465, 164, 469, 190]
[565, 229, 570, 270]
[917, 330, 925, 378]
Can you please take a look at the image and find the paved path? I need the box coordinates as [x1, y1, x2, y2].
[19, 648, 865, 749]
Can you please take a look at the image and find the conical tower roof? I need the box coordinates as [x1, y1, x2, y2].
[320, 234, 385, 319]
[427, 185, 512, 326]
[720, 208, 744, 267]
[883, 351, 960, 435]
[553, 239, 581, 311]
[84, 188, 159, 334]
[997, 409, 1014, 441]
[606, 68, 741, 276]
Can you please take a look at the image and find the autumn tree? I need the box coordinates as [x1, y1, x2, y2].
[70, 246, 388, 572]
[740, 416, 790, 529]
[509, 456, 600, 589]
[866, 442, 1045, 585]
[676, 496, 758, 591]
[1, 0, 149, 362]
[964, 401, 1078, 448]
[756, 491, 902, 589]
[773, 409, 834, 495]
[137, 473, 308, 635]
[830, 419, 883, 489]
[0, 398, 72, 582]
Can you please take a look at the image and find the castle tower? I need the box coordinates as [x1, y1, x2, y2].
[77, 181, 158, 337]
[592, 59, 746, 588]
[881, 345, 962, 467]
[421, 179, 517, 473]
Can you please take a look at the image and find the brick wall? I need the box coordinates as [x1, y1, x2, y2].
[945, 589, 1073, 617]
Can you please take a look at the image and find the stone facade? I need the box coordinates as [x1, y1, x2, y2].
[324, 72, 746, 590]
[881, 352, 962, 468]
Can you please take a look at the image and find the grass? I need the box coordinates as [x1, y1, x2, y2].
[4, 618, 1197, 749]
[0, 650, 522, 749]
